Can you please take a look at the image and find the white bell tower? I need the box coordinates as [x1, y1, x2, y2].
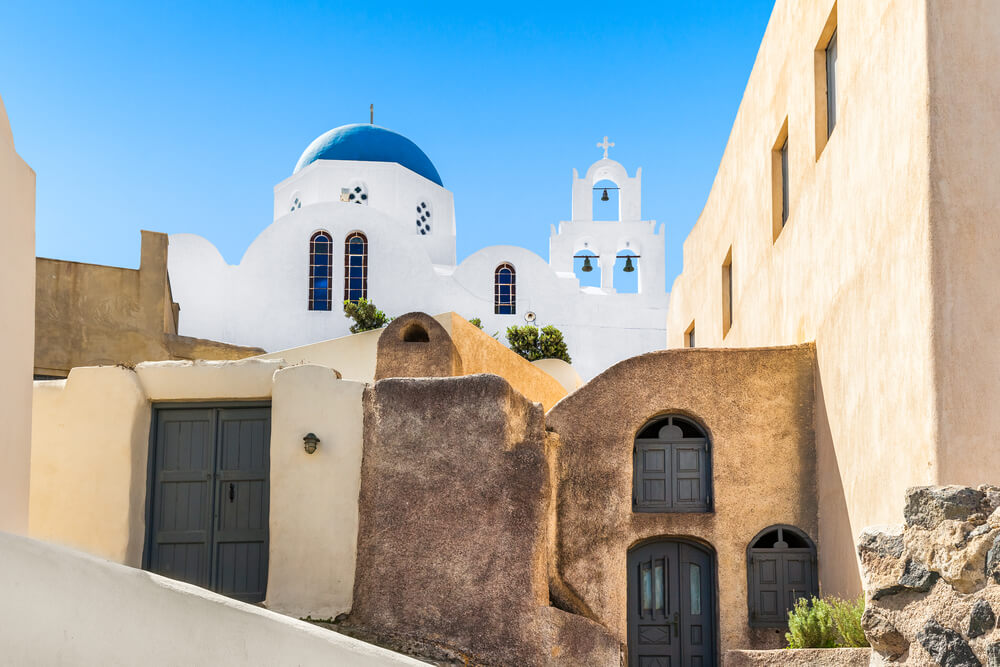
[549, 137, 666, 301]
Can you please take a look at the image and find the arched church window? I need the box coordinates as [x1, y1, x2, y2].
[415, 201, 432, 235]
[494, 263, 516, 315]
[341, 182, 369, 205]
[308, 231, 333, 311]
[344, 232, 368, 303]
[633, 415, 711, 513]
[747, 525, 818, 627]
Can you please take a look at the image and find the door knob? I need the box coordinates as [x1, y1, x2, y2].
[669, 611, 679, 637]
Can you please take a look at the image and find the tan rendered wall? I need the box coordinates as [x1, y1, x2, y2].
[35, 231, 261, 377]
[0, 93, 35, 534]
[261, 312, 569, 411]
[29, 358, 365, 619]
[547, 346, 817, 654]
[665, 0, 934, 596]
[925, 2, 1000, 488]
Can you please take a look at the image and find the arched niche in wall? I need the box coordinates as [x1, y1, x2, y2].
[614, 248, 639, 294]
[592, 178, 620, 221]
[573, 247, 601, 288]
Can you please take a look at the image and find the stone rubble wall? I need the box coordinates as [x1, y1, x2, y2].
[859, 485, 1000, 666]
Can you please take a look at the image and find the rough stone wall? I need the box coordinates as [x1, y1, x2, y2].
[350, 374, 620, 666]
[860, 486, 1000, 665]
[545, 345, 817, 654]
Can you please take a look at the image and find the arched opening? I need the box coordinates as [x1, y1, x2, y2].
[614, 248, 639, 294]
[747, 525, 818, 627]
[308, 231, 333, 311]
[633, 415, 711, 513]
[628, 538, 717, 667]
[592, 178, 620, 221]
[494, 263, 516, 315]
[344, 232, 368, 303]
[573, 248, 601, 288]
[402, 323, 430, 342]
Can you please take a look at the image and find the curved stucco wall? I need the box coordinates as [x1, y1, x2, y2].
[0, 531, 422, 666]
[0, 91, 35, 534]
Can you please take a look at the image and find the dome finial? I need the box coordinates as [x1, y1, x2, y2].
[370, 104, 374, 125]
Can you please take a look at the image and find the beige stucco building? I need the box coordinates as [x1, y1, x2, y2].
[665, 0, 1000, 597]
[0, 93, 35, 535]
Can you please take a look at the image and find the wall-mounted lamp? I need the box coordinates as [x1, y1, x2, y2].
[303, 433, 320, 455]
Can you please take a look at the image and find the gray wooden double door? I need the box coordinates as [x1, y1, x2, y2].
[628, 540, 716, 667]
[145, 406, 270, 603]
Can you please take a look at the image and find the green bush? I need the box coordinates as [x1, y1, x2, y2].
[343, 299, 391, 333]
[829, 595, 868, 647]
[786, 597, 837, 649]
[468, 317, 483, 329]
[785, 595, 868, 649]
[504, 325, 572, 363]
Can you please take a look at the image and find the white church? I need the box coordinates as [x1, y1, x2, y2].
[168, 123, 670, 379]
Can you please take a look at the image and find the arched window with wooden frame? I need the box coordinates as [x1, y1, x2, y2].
[747, 525, 818, 627]
[633, 415, 711, 513]
[344, 231, 368, 303]
[494, 263, 516, 315]
[308, 231, 333, 311]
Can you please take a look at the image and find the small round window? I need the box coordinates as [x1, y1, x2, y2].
[415, 201, 432, 235]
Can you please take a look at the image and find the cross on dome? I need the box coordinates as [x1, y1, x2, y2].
[597, 135, 615, 159]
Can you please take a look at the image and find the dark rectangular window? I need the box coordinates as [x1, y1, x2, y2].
[686, 322, 695, 348]
[780, 138, 789, 226]
[722, 248, 733, 337]
[826, 29, 838, 137]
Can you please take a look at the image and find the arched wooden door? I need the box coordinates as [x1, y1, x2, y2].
[627, 539, 716, 667]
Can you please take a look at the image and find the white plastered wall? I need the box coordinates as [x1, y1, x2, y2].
[0, 92, 35, 534]
[0, 531, 423, 666]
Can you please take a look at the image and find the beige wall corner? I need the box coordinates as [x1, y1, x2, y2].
[135, 358, 284, 401]
[531, 358, 582, 394]
[266, 364, 365, 618]
[29, 366, 150, 565]
[0, 531, 424, 666]
[0, 92, 35, 535]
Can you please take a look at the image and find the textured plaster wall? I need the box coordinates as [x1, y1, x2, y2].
[261, 311, 569, 411]
[30, 366, 150, 565]
[0, 532, 423, 666]
[664, 0, 934, 596]
[352, 375, 621, 665]
[925, 1, 1000, 488]
[546, 346, 817, 655]
[267, 364, 365, 618]
[0, 92, 35, 534]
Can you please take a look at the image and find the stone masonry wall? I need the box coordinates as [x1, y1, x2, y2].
[860, 485, 1000, 666]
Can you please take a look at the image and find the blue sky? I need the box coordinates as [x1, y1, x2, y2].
[0, 1, 774, 290]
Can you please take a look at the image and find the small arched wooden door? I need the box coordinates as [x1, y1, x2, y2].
[628, 539, 716, 667]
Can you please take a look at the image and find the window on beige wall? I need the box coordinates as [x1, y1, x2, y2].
[814, 4, 838, 158]
[722, 247, 733, 338]
[685, 321, 696, 348]
[771, 119, 789, 242]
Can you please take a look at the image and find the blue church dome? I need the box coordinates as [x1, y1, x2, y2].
[293, 123, 443, 186]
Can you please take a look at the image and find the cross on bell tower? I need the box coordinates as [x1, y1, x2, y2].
[597, 135, 615, 159]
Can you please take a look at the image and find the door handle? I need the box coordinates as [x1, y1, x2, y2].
[669, 611, 679, 637]
[228, 483, 235, 502]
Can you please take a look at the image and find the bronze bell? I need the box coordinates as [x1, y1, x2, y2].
[623, 256, 635, 273]
[581, 256, 594, 272]
[601, 188, 609, 201]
